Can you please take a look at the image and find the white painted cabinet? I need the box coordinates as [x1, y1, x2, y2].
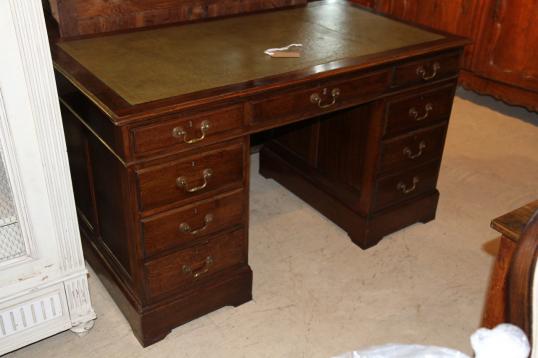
[0, 0, 95, 354]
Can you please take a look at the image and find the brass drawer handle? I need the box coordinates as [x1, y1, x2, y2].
[310, 88, 341, 109]
[179, 213, 214, 235]
[409, 103, 433, 121]
[182, 256, 213, 279]
[172, 120, 210, 144]
[416, 62, 440, 80]
[397, 176, 419, 194]
[176, 168, 213, 193]
[403, 141, 426, 159]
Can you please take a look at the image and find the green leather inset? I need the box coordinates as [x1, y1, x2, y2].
[59, 2, 443, 105]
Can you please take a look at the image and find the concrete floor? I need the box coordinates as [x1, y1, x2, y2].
[6, 89, 538, 357]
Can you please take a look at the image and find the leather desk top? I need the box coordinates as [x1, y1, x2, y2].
[58, 1, 444, 106]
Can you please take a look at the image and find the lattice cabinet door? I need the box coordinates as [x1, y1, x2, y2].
[0, 150, 27, 264]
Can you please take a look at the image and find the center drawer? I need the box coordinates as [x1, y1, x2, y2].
[141, 190, 246, 257]
[144, 228, 247, 299]
[136, 140, 245, 212]
[248, 69, 390, 126]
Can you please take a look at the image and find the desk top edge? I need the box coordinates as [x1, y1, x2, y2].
[50, 1, 469, 124]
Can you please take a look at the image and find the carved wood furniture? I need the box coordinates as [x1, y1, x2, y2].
[48, 0, 468, 346]
[483, 200, 538, 330]
[351, 0, 538, 112]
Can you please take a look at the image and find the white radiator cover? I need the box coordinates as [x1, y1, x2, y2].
[0, 286, 69, 339]
[0, 0, 96, 354]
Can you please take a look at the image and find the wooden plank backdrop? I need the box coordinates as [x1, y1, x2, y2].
[48, 0, 307, 39]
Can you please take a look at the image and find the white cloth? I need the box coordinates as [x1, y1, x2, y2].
[471, 324, 530, 358]
[333, 324, 530, 358]
[333, 344, 469, 358]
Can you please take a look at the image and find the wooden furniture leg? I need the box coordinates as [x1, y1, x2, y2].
[482, 235, 517, 328]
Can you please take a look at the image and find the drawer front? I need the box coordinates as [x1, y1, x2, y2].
[141, 190, 246, 257]
[373, 161, 441, 211]
[392, 53, 460, 88]
[136, 141, 245, 211]
[131, 105, 243, 156]
[249, 70, 390, 126]
[379, 123, 447, 174]
[145, 228, 247, 299]
[384, 84, 455, 137]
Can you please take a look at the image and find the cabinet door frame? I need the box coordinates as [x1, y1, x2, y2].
[0, 0, 60, 294]
[0, 0, 95, 353]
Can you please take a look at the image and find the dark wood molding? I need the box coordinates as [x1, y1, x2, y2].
[460, 71, 538, 113]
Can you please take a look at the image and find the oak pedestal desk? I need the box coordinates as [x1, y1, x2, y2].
[50, 1, 468, 346]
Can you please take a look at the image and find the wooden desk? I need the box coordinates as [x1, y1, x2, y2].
[50, 1, 468, 346]
[483, 200, 538, 328]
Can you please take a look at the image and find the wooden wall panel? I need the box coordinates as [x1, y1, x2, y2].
[351, 0, 538, 111]
[472, 0, 538, 90]
[49, 0, 307, 39]
[353, 0, 481, 67]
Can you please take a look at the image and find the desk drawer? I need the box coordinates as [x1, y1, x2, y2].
[379, 123, 447, 175]
[392, 53, 460, 88]
[136, 140, 245, 212]
[384, 84, 455, 138]
[144, 228, 247, 299]
[373, 161, 440, 211]
[131, 105, 243, 156]
[141, 190, 246, 257]
[249, 70, 390, 126]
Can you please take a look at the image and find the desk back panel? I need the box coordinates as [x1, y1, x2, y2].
[48, 0, 307, 39]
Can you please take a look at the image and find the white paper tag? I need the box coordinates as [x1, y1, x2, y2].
[264, 43, 303, 58]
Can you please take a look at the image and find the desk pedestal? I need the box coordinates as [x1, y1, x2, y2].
[259, 100, 443, 248]
[260, 145, 439, 249]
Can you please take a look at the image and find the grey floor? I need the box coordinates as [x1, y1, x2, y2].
[7, 89, 538, 358]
